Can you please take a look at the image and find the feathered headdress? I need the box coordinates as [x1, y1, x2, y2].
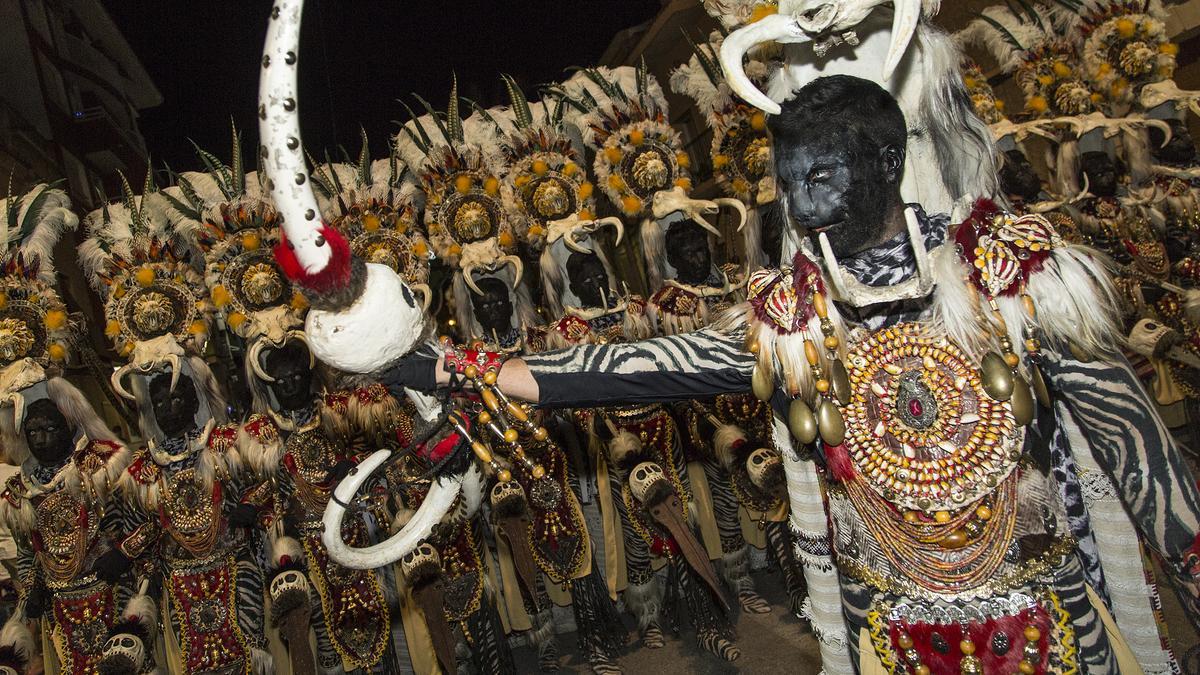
[0, 183, 113, 467]
[671, 30, 776, 207]
[962, 2, 1096, 120]
[310, 133, 432, 295]
[1073, 0, 1176, 116]
[395, 80, 520, 268]
[493, 76, 595, 249]
[550, 65, 691, 219]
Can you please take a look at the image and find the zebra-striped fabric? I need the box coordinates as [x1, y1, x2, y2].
[1043, 349, 1200, 630]
[525, 329, 755, 409]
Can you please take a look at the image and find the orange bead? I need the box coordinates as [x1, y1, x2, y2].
[933, 510, 951, 523]
[533, 427, 549, 442]
[903, 511, 920, 523]
[804, 340, 820, 366]
[959, 639, 976, 656]
[1004, 352, 1021, 368]
[915, 666, 930, 675]
[1018, 661, 1036, 674]
[483, 370, 498, 386]
[531, 465, 546, 479]
[1023, 626, 1041, 642]
[941, 529, 969, 549]
[477, 411, 492, 425]
[897, 634, 913, 649]
[823, 335, 839, 351]
[812, 291, 828, 319]
[975, 505, 993, 521]
[497, 468, 513, 483]
[464, 364, 480, 379]
[815, 379, 830, 394]
[503, 428, 519, 444]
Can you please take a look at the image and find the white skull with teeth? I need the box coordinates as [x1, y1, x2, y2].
[628, 461, 668, 502]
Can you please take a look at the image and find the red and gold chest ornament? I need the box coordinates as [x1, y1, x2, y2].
[953, 202, 1062, 298]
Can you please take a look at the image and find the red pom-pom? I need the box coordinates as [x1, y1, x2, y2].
[823, 442, 857, 482]
[274, 224, 352, 294]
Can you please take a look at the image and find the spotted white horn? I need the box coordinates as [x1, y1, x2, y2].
[719, 13, 809, 115]
[259, 0, 331, 275]
[883, 0, 922, 82]
[322, 449, 469, 568]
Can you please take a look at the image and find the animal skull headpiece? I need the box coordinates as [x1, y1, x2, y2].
[714, 0, 938, 114]
[539, 214, 625, 318]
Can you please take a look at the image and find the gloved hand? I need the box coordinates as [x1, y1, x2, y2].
[328, 459, 356, 483]
[379, 352, 440, 397]
[93, 548, 132, 584]
[228, 503, 261, 528]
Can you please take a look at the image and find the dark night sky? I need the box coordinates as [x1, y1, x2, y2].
[103, 1, 663, 173]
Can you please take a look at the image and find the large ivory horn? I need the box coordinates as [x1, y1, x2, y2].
[719, 13, 809, 115]
[715, 198, 748, 233]
[259, 0, 331, 274]
[462, 264, 485, 295]
[322, 450, 468, 569]
[410, 283, 433, 312]
[110, 364, 136, 401]
[500, 255, 524, 285]
[883, 0, 922, 83]
[601, 216, 625, 247]
[246, 339, 275, 383]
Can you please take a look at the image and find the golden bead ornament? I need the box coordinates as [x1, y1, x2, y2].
[839, 323, 1025, 512]
[451, 350, 547, 482]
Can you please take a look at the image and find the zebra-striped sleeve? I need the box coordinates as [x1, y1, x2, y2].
[1042, 350, 1200, 568]
[524, 328, 756, 409]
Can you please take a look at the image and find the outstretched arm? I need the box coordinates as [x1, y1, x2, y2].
[419, 328, 756, 409]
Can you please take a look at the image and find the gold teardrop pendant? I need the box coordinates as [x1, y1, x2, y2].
[788, 398, 818, 445]
[979, 352, 1014, 401]
[752, 365, 774, 402]
[1010, 376, 1035, 426]
[829, 359, 851, 406]
[1030, 363, 1051, 408]
[816, 398, 845, 446]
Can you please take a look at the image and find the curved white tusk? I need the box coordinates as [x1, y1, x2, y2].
[563, 229, 593, 254]
[462, 265, 485, 296]
[1140, 118, 1172, 148]
[598, 216, 624, 248]
[110, 364, 136, 401]
[247, 339, 275, 383]
[10, 394, 23, 436]
[410, 283, 433, 312]
[322, 449, 465, 569]
[905, 207, 931, 284]
[715, 198, 747, 234]
[167, 355, 181, 394]
[883, 0, 922, 83]
[259, 0, 331, 274]
[719, 13, 807, 115]
[502, 255, 525, 285]
[818, 232, 850, 300]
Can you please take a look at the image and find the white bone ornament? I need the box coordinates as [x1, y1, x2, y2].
[260, 0, 469, 568]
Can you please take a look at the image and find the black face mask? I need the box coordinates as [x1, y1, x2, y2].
[664, 220, 714, 286]
[470, 277, 514, 337]
[23, 398, 74, 466]
[775, 134, 900, 258]
[565, 252, 610, 308]
[1000, 150, 1043, 203]
[264, 345, 315, 413]
[1152, 120, 1197, 167]
[150, 372, 201, 440]
[1081, 152, 1119, 198]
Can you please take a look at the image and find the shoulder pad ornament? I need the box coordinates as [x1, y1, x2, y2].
[746, 252, 825, 335]
[553, 315, 593, 343]
[127, 450, 160, 485]
[954, 199, 1062, 298]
